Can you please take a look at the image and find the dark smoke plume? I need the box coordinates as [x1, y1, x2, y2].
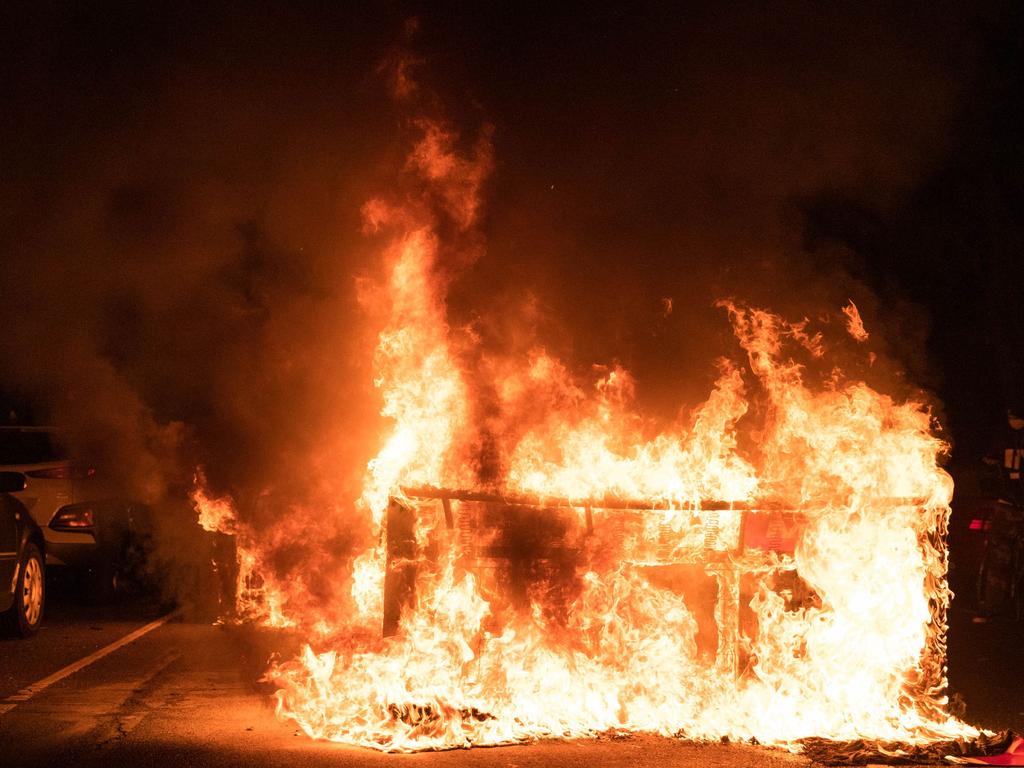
[0, 4, 985, 605]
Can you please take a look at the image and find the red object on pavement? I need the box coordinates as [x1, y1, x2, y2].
[948, 735, 1024, 765]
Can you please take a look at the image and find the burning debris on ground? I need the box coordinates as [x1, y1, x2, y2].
[800, 730, 1017, 766]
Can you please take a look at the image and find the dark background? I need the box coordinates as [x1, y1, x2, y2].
[3, 2, 1024, 738]
[1, 1, 1022, 502]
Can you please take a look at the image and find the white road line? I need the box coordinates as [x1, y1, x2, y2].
[0, 611, 178, 716]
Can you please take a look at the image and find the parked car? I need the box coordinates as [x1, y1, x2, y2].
[0, 470, 45, 636]
[974, 500, 1024, 621]
[0, 426, 149, 600]
[949, 495, 1004, 597]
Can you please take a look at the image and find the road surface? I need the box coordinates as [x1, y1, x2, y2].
[0, 586, 1019, 768]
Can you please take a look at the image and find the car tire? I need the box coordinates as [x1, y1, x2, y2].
[975, 546, 991, 613]
[1013, 547, 1024, 624]
[976, 538, 1012, 615]
[2, 542, 45, 637]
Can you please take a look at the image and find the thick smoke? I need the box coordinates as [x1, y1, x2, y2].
[0, 5, 983, 606]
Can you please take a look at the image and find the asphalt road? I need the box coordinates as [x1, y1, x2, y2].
[947, 607, 1024, 736]
[0, 584, 1019, 768]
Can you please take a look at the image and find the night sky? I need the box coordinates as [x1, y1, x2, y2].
[1, 1, 1022, 505]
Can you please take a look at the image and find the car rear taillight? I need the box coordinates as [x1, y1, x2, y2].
[50, 504, 95, 531]
[26, 465, 96, 480]
[968, 518, 992, 531]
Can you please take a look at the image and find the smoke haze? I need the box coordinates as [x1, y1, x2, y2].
[0, 3, 987, 601]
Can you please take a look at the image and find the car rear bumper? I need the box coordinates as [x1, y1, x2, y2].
[44, 534, 102, 568]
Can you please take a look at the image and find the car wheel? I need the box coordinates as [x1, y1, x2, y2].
[975, 548, 994, 613]
[1014, 548, 1024, 624]
[976, 541, 1011, 615]
[3, 542, 45, 637]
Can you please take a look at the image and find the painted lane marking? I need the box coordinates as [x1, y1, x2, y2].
[0, 611, 178, 715]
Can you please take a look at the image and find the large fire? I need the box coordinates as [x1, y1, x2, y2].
[192, 97, 978, 754]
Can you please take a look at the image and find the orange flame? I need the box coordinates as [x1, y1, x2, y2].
[191, 475, 237, 535]
[842, 300, 870, 343]
[197, 112, 976, 752]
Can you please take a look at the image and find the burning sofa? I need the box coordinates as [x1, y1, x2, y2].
[388, 488, 850, 678]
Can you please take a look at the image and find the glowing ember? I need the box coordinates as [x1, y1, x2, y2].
[191, 103, 977, 753]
